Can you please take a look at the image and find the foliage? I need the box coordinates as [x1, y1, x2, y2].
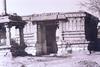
[81, 0, 100, 16]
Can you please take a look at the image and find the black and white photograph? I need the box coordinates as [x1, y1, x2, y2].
[0, 0, 100, 67]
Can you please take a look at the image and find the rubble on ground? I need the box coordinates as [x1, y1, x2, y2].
[75, 60, 100, 67]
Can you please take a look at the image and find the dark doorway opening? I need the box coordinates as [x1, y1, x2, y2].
[45, 25, 58, 54]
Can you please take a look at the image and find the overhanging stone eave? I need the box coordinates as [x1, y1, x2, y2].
[8, 20, 27, 26]
[0, 20, 26, 24]
[32, 18, 68, 22]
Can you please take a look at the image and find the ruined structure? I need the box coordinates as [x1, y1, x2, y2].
[0, 11, 99, 56]
[0, 14, 29, 56]
[13, 11, 98, 55]
[18, 13, 67, 55]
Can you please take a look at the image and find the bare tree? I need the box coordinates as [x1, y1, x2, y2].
[81, 0, 100, 17]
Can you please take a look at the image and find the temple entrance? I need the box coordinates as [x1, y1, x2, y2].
[36, 22, 58, 55]
[31, 13, 67, 56]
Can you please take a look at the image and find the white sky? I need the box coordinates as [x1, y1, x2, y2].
[0, 0, 85, 16]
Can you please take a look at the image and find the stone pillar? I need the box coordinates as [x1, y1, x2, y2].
[5, 24, 11, 46]
[36, 23, 47, 55]
[18, 25, 27, 52]
[36, 24, 42, 55]
[41, 24, 47, 55]
[19, 26, 24, 46]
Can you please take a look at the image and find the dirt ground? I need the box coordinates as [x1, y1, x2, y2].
[0, 49, 100, 67]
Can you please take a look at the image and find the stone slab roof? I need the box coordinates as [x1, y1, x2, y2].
[22, 11, 99, 22]
[22, 12, 67, 22]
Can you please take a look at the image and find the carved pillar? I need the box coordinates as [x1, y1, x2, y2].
[5, 24, 11, 46]
[36, 24, 42, 55]
[36, 23, 47, 55]
[41, 24, 47, 55]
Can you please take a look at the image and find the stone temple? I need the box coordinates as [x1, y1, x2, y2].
[0, 11, 99, 56]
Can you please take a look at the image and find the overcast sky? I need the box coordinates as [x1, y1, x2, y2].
[0, 0, 85, 16]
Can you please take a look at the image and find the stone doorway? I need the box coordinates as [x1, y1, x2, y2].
[36, 22, 58, 55]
